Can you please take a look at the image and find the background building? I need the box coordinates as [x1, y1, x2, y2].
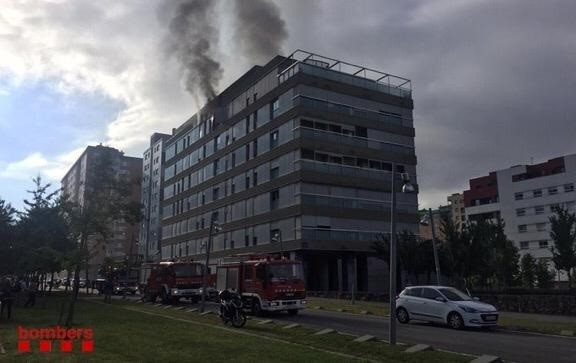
[447, 192, 466, 230]
[419, 206, 450, 241]
[139, 133, 171, 262]
[146, 50, 419, 293]
[61, 145, 142, 279]
[463, 154, 576, 279]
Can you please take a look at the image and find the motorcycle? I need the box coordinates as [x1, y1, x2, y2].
[219, 290, 247, 328]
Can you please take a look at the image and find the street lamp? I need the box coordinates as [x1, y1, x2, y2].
[200, 216, 221, 313]
[271, 230, 284, 258]
[420, 209, 441, 286]
[389, 167, 415, 346]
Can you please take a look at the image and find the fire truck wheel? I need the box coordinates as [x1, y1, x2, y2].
[161, 290, 170, 305]
[252, 299, 263, 317]
[287, 309, 299, 316]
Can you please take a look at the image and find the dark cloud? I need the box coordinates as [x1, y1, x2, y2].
[278, 0, 576, 207]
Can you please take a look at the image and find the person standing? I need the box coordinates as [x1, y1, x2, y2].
[0, 278, 14, 320]
[24, 278, 38, 307]
[103, 277, 113, 304]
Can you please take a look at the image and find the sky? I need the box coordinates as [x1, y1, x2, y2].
[1, 0, 575, 212]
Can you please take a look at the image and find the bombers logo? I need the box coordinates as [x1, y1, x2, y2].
[17, 325, 94, 353]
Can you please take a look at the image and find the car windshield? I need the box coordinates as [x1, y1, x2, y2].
[268, 263, 303, 281]
[438, 288, 472, 301]
[173, 264, 203, 277]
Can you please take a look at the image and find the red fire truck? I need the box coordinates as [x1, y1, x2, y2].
[141, 261, 205, 304]
[216, 254, 306, 315]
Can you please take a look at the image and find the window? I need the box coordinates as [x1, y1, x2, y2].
[253, 171, 258, 187]
[212, 187, 219, 201]
[270, 98, 279, 119]
[536, 223, 546, 232]
[252, 236, 258, 246]
[520, 241, 529, 250]
[533, 189, 542, 198]
[516, 208, 525, 217]
[515, 192, 524, 200]
[421, 288, 441, 300]
[539, 240, 548, 249]
[253, 140, 258, 158]
[245, 235, 249, 247]
[270, 190, 280, 210]
[301, 149, 315, 160]
[564, 183, 574, 193]
[270, 130, 279, 149]
[535, 206, 545, 215]
[270, 167, 279, 180]
[548, 187, 558, 195]
[518, 225, 527, 233]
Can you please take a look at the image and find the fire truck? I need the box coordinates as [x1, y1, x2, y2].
[141, 261, 205, 304]
[216, 254, 306, 315]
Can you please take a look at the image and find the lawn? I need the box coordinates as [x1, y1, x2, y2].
[499, 316, 576, 336]
[0, 294, 467, 362]
[307, 297, 390, 316]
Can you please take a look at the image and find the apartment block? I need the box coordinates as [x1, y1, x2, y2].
[463, 155, 576, 277]
[61, 145, 143, 279]
[145, 51, 419, 293]
[447, 192, 466, 230]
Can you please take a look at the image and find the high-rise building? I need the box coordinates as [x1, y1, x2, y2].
[139, 133, 171, 262]
[447, 192, 466, 230]
[463, 154, 576, 278]
[61, 145, 142, 279]
[145, 51, 419, 292]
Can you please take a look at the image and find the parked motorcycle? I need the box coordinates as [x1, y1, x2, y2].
[219, 290, 246, 328]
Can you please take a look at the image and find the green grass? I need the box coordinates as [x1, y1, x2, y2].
[307, 297, 390, 317]
[0, 294, 467, 362]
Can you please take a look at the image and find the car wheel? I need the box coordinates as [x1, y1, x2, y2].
[448, 312, 464, 329]
[396, 307, 410, 324]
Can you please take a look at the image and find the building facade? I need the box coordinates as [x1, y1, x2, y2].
[61, 145, 143, 279]
[139, 133, 171, 262]
[419, 206, 450, 241]
[447, 193, 466, 230]
[147, 51, 419, 293]
[463, 155, 576, 278]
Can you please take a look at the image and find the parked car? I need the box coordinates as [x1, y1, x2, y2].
[396, 286, 499, 329]
[114, 282, 138, 295]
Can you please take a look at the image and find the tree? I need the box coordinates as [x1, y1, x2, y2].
[549, 206, 576, 288]
[535, 259, 555, 289]
[491, 219, 520, 288]
[520, 253, 537, 288]
[0, 198, 18, 275]
[62, 150, 142, 325]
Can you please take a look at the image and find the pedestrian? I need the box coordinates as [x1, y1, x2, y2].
[24, 278, 38, 308]
[0, 277, 14, 320]
[103, 277, 113, 304]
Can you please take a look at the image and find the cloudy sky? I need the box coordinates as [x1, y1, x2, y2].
[1, 0, 575, 211]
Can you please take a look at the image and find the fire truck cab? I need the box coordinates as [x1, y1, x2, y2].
[141, 260, 204, 304]
[216, 254, 306, 315]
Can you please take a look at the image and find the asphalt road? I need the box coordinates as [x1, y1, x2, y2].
[112, 294, 575, 363]
[267, 309, 576, 363]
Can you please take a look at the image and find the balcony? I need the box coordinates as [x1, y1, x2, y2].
[278, 50, 412, 99]
[295, 126, 414, 155]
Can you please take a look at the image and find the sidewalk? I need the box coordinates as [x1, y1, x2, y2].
[500, 311, 576, 323]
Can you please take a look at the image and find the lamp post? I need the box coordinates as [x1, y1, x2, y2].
[200, 216, 221, 313]
[271, 230, 284, 258]
[389, 165, 415, 346]
[420, 208, 441, 285]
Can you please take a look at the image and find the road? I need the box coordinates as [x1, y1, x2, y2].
[268, 309, 576, 363]
[111, 294, 576, 363]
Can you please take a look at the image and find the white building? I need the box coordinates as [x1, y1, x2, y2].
[463, 154, 576, 279]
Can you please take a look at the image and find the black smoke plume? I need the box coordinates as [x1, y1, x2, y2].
[233, 0, 288, 64]
[166, 0, 223, 100]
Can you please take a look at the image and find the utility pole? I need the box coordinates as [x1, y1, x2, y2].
[200, 216, 220, 313]
[428, 208, 441, 285]
[389, 165, 398, 346]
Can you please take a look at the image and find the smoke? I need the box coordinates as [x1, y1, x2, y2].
[166, 0, 223, 100]
[162, 0, 287, 101]
[232, 0, 288, 64]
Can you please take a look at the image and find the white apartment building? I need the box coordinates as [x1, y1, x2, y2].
[464, 154, 576, 279]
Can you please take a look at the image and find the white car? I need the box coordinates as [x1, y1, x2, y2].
[396, 286, 499, 329]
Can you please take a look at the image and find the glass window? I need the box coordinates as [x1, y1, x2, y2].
[520, 241, 529, 249]
[548, 187, 558, 195]
[564, 183, 574, 193]
[539, 240, 548, 248]
[533, 189, 542, 198]
[536, 223, 546, 232]
[270, 130, 279, 149]
[421, 288, 441, 300]
[535, 206, 545, 215]
[518, 225, 527, 233]
[515, 192, 523, 200]
[516, 208, 525, 217]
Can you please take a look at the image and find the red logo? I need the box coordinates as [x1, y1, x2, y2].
[17, 326, 94, 353]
